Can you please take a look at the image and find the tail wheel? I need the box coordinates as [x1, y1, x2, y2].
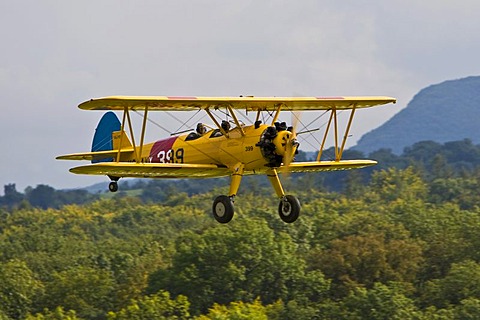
[213, 195, 234, 223]
[278, 195, 300, 223]
[108, 181, 118, 193]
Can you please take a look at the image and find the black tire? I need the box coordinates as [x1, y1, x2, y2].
[109, 181, 118, 193]
[212, 195, 234, 223]
[278, 195, 300, 223]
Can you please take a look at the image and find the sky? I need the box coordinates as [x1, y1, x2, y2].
[1, 0, 480, 193]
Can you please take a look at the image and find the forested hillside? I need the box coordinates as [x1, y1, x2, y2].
[2, 140, 480, 319]
[355, 76, 480, 154]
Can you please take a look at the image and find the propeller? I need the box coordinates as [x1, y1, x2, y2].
[282, 111, 301, 169]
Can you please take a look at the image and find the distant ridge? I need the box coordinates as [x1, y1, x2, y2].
[354, 76, 480, 154]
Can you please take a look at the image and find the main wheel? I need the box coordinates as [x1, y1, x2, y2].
[212, 195, 234, 223]
[108, 181, 118, 193]
[278, 195, 300, 223]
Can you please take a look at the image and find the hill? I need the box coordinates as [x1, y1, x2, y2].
[354, 76, 480, 154]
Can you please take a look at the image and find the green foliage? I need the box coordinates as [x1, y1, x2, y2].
[0, 260, 43, 319]
[107, 291, 190, 320]
[369, 167, 428, 202]
[453, 298, 480, 320]
[40, 266, 116, 319]
[195, 299, 270, 320]
[422, 260, 480, 308]
[25, 307, 80, 320]
[312, 232, 423, 298]
[337, 282, 422, 320]
[148, 218, 330, 314]
[2, 164, 480, 318]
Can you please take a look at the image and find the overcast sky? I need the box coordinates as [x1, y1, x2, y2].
[1, 0, 480, 192]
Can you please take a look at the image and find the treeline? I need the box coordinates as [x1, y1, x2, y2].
[2, 166, 480, 318]
[2, 139, 480, 211]
[125, 138, 480, 205]
[0, 184, 98, 210]
[320, 138, 480, 192]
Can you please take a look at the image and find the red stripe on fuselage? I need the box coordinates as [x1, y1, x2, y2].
[149, 137, 177, 163]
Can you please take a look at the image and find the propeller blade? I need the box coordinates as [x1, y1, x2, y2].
[283, 112, 301, 169]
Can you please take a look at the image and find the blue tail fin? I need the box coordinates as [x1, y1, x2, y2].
[91, 112, 121, 163]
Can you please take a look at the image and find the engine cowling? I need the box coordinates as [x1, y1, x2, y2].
[256, 124, 299, 167]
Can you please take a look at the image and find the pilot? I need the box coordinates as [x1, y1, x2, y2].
[196, 123, 207, 135]
[186, 123, 207, 141]
[221, 120, 231, 132]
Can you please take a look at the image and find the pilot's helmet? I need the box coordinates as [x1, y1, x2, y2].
[221, 120, 231, 132]
[196, 123, 206, 134]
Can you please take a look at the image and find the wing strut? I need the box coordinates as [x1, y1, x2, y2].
[316, 105, 358, 162]
[116, 109, 128, 162]
[205, 108, 229, 137]
[333, 107, 339, 160]
[226, 105, 245, 136]
[138, 106, 149, 162]
[270, 104, 284, 125]
[125, 108, 139, 163]
[316, 110, 334, 161]
[338, 104, 357, 161]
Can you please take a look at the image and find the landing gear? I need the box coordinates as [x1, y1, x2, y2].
[212, 195, 234, 223]
[108, 181, 118, 192]
[268, 168, 301, 223]
[108, 176, 120, 192]
[210, 165, 301, 224]
[211, 163, 243, 224]
[278, 195, 300, 223]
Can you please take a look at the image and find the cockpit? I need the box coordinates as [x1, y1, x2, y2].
[185, 123, 208, 141]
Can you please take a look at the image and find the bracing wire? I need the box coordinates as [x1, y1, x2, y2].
[132, 110, 171, 134]
[171, 109, 205, 134]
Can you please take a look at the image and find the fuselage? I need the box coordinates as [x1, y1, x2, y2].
[123, 123, 291, 173]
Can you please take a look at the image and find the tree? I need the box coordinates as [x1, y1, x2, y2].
[26, 185, 59, 209]
[428, 177, 480, 209]
[0, 260, 43, 319]
[453, 298, 480, 320]
[403, 141, 443, 165]
[107, 291, 190, 320]
[369, 167, 427, 203]
[25, 307, 81, 320]
[41, 266, 116, 319]
[195, 299, 269, 320]
[148, 219, 329, 314]
[1, 183, 24, 209]
[312, 232, 423, 298]
[422, 260, 480, 309]
[337, 282, 422, 320]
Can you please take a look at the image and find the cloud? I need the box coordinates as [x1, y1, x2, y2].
[1, 1, 479, 191]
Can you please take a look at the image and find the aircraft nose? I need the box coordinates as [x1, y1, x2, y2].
[273, 130, 292, 156]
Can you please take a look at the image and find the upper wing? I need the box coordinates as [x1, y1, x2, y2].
[79, 96, 396, 112]
[278, 160, 378, 173]
[69, 162, 231, 179]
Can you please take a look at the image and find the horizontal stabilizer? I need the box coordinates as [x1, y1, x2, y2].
[56, 148, 134, 161]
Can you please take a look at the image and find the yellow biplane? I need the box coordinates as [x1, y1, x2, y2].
[57, 96, 396, 223]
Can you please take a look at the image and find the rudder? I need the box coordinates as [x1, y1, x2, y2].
[91, 112, 121, 163]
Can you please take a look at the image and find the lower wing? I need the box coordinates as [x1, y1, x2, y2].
[69, 162, 231, 179]
[279, 160, 377, 173]
[68, 159, 376, 179]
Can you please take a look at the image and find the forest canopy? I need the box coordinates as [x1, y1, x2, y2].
[2, 140, 480, 319]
